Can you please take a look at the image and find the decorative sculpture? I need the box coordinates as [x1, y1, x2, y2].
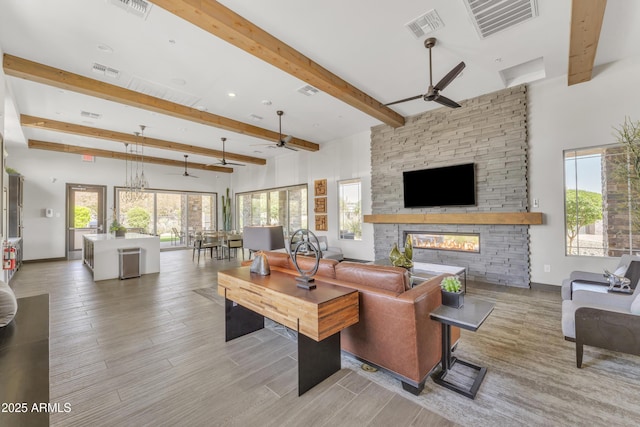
[249, 251, 271, 276]
[290, 229, 321, 289]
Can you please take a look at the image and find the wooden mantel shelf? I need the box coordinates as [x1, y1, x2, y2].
[363, 212, 543, 225]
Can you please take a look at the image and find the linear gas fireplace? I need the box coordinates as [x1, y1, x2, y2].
[404, 231, 480, 254]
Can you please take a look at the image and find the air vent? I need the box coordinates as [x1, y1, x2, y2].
[463, 0, 538, 39]
[405, 9, 445, 39]
[92, 63, 120, 79]
[81, 111, 102, 120]
[128, 76, 201, 107]
[297, 85, 320, 96]
[107, 0, 152, 20]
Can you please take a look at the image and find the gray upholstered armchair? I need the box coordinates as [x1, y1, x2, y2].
[562, 255, 640, 367]
[561, 255, 640, 300]
[562, 288, 640, 367]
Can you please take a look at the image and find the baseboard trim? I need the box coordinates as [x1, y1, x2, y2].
[530, 282, 561, 292]
[23, 257, 66, 264]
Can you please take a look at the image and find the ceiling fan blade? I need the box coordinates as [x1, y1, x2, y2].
[433, 94, 462, 108]
[434, 61, 466, 92]
[285, 146, 298, 151]
[383, 94, 423, 107]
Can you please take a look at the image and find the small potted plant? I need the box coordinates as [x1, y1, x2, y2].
[441, 276, 464, 308]
[109, 208, 127, 237]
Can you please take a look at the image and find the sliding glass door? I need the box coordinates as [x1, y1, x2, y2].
[116, 188, 217, 247]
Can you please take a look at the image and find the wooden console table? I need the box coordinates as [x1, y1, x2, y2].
[217, 267, 359, 395]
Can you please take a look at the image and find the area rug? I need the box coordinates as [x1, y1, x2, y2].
[192, 285, 640, 426]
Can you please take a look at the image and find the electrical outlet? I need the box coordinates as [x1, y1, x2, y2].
[544, 264, 551, 273]
[533, 198, 539, 208]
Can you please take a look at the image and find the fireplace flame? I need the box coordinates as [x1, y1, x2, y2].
[410, 233, 480, 253]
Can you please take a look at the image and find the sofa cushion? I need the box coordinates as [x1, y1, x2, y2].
[287, 256, 338, 279]
[335, 262, 410, 294]
[630, 293, 640, 315]
[262, 251, 292, 269]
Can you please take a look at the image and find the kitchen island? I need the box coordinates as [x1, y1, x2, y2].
[83, 233, 160, 281]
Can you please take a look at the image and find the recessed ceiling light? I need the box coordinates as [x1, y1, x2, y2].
[97, 44, 114, 53]
[169, 39, 176, 44]
[249, 114, 263, 121]
[179, 127, 188, 132]
[253, 150, 263, 154]
[261, 100, 272, 106]
[171, 78, 187, 86]
[495, 58, 503, 63]
[313, 123, 320, 127]
[228, 92, 236, 98]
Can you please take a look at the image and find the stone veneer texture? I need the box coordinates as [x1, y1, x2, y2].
[370, 85, 530, 286]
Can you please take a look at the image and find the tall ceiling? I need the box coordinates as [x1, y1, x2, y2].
[0, 0, 639, 172]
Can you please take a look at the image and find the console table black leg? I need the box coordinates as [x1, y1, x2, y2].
[225, 298, 264, 342]
[298, 332, 341, 396]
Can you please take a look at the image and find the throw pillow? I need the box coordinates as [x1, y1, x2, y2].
[0, 280, 18, 327]
[614, 265, 628, 276]
[319, 241, 328, 251]
[625, 261, 640, 289]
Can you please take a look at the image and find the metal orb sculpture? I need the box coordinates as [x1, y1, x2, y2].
[290, 229, 322, 289]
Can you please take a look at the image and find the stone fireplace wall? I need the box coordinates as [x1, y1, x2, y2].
[370, 85, 529, 286]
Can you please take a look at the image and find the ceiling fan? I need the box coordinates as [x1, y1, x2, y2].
[385, 37, 465, 109]
[210, 137, 244, 166]
[179, 155, 198, 178]
[254, 110, 297, 151]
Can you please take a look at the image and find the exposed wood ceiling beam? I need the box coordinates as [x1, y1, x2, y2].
[21, 115, 266, 166]
[28, 139, 233, 173]
[568, 0, 607, 86]
[151, 0, 405, 128]
[3, 54, 319, 151]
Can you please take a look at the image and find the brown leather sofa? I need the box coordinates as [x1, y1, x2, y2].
[243, 251, 459, 395]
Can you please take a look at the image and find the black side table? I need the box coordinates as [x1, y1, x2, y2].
[430, 296, 494, 399]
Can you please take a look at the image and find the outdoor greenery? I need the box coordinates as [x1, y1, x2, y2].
[565, 189, 603, 252]
[126, 206, 151, 231]
[222, 188, 232, 231]
[74, 206, 91, 228]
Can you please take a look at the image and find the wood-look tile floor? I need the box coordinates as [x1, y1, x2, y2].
[8, 250, 640, 426]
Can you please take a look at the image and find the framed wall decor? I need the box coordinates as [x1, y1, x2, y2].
[314, 197, 327, 213]
[314, 179, 327, 196]
[315, 214, 328, 231]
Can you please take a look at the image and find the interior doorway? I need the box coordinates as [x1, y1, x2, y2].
[66, 184, 106, 260]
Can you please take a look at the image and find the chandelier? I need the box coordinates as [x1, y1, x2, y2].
[122, 124, 149, 202]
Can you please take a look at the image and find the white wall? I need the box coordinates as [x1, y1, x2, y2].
[6, 145, 230, 260]
[528, 56, 640, 286]
[232, 130, 374, 261]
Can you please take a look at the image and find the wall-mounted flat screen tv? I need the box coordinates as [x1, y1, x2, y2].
[403, 163, 476, 208]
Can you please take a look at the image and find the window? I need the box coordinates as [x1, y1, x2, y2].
[115, 188, 216, 244]
[564, 145, 640, 257]
[339, 179, 362, 240]
[236, 184, 307, 236]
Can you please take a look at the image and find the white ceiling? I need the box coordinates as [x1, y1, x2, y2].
[1, 0, 639, 169]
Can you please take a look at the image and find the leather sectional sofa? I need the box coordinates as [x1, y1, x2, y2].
[243, 251, 459, 394]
